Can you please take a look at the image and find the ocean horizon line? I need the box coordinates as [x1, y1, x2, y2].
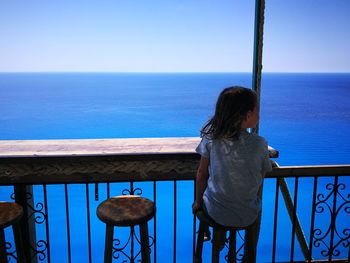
[0, 71, 349, 74]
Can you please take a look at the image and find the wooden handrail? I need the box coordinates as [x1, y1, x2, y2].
[267, 165, 350, 178]
[0, 138, 349, 185]
[0, 137, 279, 185]
[0, 137, 278, 158]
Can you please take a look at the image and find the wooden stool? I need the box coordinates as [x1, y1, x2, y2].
[97, 195, 156, 263]
[194, 210, 249, 263]
[0, 202, 26, 263]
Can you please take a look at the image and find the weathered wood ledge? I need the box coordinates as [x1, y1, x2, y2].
[0, 137, 279, 185]
[0, 137, 202, 158]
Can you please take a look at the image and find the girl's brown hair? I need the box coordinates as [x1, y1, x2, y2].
[201, 86, 257, 140]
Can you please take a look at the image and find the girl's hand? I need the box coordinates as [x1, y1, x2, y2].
[192, 200, 202, 214]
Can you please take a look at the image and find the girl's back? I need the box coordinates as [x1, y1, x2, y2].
[197, 131, 271, 227]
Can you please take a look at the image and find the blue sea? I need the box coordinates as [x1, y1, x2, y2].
[1, 73, 349, 262]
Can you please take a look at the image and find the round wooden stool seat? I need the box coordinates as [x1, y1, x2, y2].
[0, 202, 23, 229]
[97, 195, 155, 263]
[97, 195, 156, 227]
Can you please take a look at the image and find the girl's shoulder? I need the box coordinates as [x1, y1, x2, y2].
[201, 132, 268, 148]
[242, 132, 268, 148]
[250, 132, 267, 143]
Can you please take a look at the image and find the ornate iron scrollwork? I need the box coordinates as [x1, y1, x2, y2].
[112, 233, 133, 262]
[312, 180, 350, 258]
[28, 202, 47, 225]
[33, 240, 48, 261]
[10, 190, 49, 262]
[5, 241, 17, 262]
[224, 230, 245, 262]
[122, 187, 143, 196]
[112, 226, 154, 263]
[111, 186, 154, 262]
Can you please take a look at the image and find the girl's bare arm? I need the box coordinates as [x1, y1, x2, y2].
[192, 156, 210, 214]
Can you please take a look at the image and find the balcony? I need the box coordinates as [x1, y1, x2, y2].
[0, 138, 349, 263]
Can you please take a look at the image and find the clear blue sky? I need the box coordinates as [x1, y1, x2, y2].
[0, 0, 349, 72]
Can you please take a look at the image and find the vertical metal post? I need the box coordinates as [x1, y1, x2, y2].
[272, 178, 280, 263]
[290, 178, 300, 262]
[43, 184, 51, 263]
[153, 181, 157, 263]
[192, 180, 197, 263]
[64, 184, 71, 263]
[250, 0, 265, 260]
[308, 177, 318, 262]
[107, 182, 110, 199]
[14, 184, 38, 263]
[252, 0, 265, 135]
[173, 180, 177, 263]
[85, 184, 92, 263]
[328, 176, 339, 261]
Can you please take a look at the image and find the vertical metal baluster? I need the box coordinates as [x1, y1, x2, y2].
[272, 178, 280, 263]
[153, 181, 157, 263]
[192, 180, 196, 262]
[43, 184, 51, 263]
[328, 176, 339, 262]
[131, 225, 135, 263]
[290, 177, 299, 262]
[107, 183, 110, 199]
[64, 184, 71, 263]
[94, 183, 99, 201]
[85, 183, 92, 263]
[14, 185, 37, 262]
[308, 177, 318, 262]
[174, 180, 177, 263]
[130, 181, 134, 262]
[130, 181, 134, 195]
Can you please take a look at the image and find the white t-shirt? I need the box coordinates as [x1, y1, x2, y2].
[196, 131, 272, 227]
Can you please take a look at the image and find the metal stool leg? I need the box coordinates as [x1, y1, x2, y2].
[104, 224, 114, 263]
[139, 222, 150, 263]
[227, 230, 237, 263]
[211, 228, 221, 263]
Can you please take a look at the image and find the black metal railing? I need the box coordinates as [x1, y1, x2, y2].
[268, 166, 350, 263]
[1, 165, 349, 263]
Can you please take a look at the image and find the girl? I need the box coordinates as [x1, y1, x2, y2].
[192, 86, 272, 262]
